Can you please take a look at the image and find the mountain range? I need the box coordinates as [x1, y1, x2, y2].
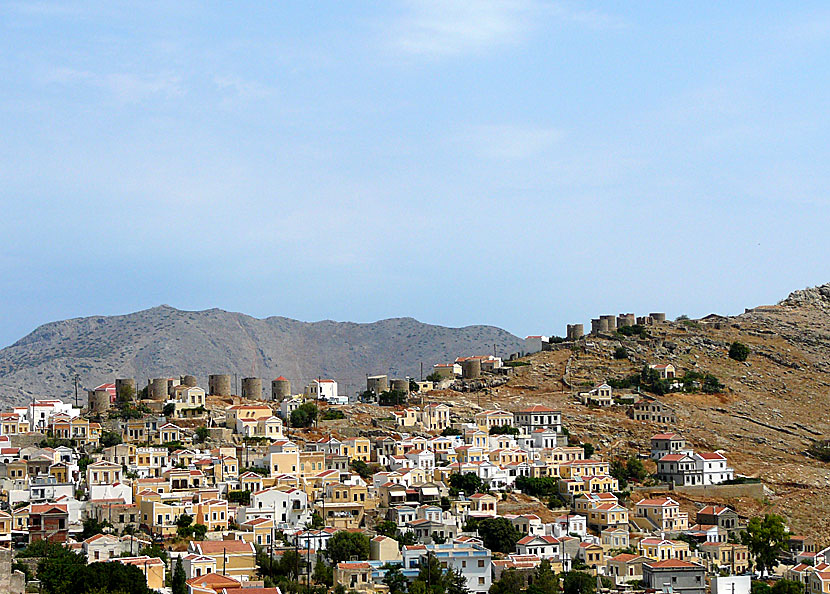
[0, 305, 523, 407]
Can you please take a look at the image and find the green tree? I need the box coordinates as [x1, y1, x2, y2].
[446, 568, 471, 594]
[194, 426, 209, 442]
[378, 390, 408, 406]
[527, 559, 559, 594]
[441, 427, 462, 436]
[173, 556, 187, 594]
[476, 517, 520, 554]
[418, 552, 447, 594]
[515, 476, 558, 498]
[426, 372, 443, 383]
[376, 520, 399, 538]
[614, 346, 628, 360]
[562, 571, 595, 594]
[100, 431, 122, 448]
[310, 511, 325, 529]
[729, 341, 750, 362]
[448, 472, 483, 495]
[313, 560, 334, 587]
[752, 582, 772, 594]
[490, 569, 524, 594]
[291, 402, 319, 428]
[383, 563, 408, 594]
[327, 531, 370, 563]
[771, 580, 804, 594]
[176, 513, 194, 538]
[163, 403, 176, 417]
[351, 459, 372, 480]
[81, 516, 111, 539]
[741, 514, 789, 576]
[193, 523, 208, 540]
[581, 442, 595, 459]
[626, 457, 647, 481]
[37, 544, 153, 594]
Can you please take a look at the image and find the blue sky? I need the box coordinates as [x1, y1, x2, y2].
[2, 1, 830, 347]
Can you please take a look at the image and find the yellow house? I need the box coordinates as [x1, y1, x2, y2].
[0, 413, 29, 435]
[12, 506, 30, 537]
[638, 537, 690, 562]
[475, 410, 514, 432]
[156, 423, 182, 444]
[420, 403, 451, 432]
[393, 409, 419, 429]
[268, 445, 300, 476]
[343, 437, 371, 463]
[299, 451, 326, 476]
[241, 517, 275, 547]
[49, 462, 69, 484]
[194, 499, 228, 532]
[469, 493, 498, 517]
[123, 419, 148, 443]
[189, 540, 257, 580]
[634, 497, 689, 532]
[587, 503, 629, 530]
[140, 499, 190, 537]
[113, 556, 165, 590]
[559, 460, 611, 479]
[0, 510, 12, 548]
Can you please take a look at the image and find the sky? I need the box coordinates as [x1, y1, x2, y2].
[2, 1, 830, 348]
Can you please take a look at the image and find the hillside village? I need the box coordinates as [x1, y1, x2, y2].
[1, 311, 829, 594]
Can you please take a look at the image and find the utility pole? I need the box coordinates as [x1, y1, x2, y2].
[420, 362, 423, 381]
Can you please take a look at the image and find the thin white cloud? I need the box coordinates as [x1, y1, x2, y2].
[213, 75, 275, 102]
[391, 0, 536, 56]
[389, 0, 626, 57]
[44, 67, 183, 103]
[457, 124, 563, 160]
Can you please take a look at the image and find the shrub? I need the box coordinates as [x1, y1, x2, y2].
[809, 440, 830, 462]
[321, 409, 345, 420]
[614, 346, 628, 360]
[729, 342, 750, 362]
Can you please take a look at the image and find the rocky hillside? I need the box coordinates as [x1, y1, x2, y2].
[0, 305, 523, 406]
[418, 283, 830, 539]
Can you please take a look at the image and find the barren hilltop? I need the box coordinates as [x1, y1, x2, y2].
[409, 282, 830, 540]
[0, 305, 523, 406]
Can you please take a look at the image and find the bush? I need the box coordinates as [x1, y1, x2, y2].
[729, 341, 750, 362]
[614, 346, 628, 360]
[515, 476, 558, 498]
[808, 440, 830, 462]
[489, 425, 519, 435]
[441, 427, 462, 436]
[321, 409, 345, 420]
[616, 324, 647, 337]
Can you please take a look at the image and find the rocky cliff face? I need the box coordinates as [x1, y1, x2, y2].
[0, 305, 523, 406]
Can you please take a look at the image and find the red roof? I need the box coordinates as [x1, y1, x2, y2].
[651, 433, 682, 440]
[275, 376, 289, 381]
